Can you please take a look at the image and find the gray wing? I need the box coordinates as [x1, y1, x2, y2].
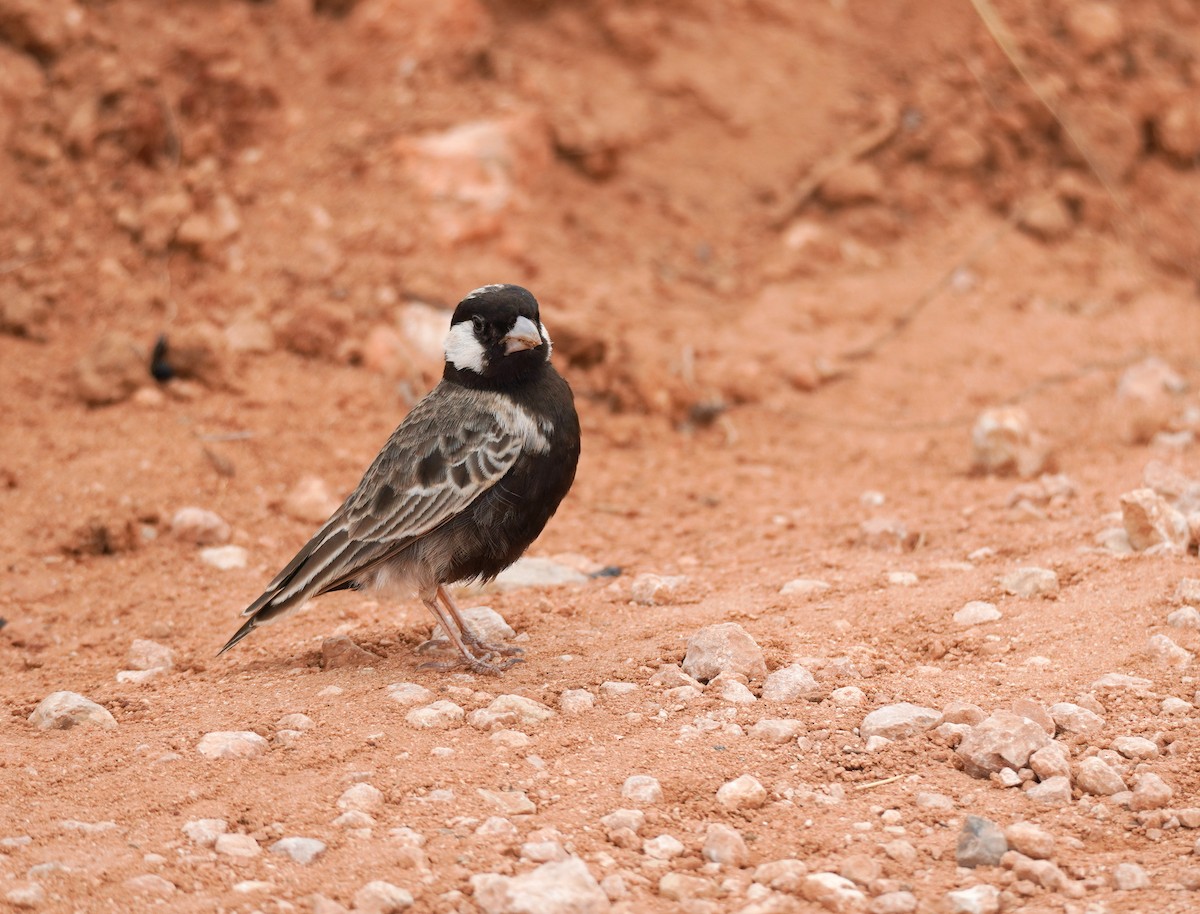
[218, 385, 530, 652]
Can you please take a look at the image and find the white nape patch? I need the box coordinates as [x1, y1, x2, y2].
[464, 283, 507, 301]
[444, 321, 487, 374]
[539, 321, 553, 358]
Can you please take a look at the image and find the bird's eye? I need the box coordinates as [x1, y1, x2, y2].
[472, 315, 486, 334]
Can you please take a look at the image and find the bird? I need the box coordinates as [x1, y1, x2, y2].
[218, 284, 581, 674]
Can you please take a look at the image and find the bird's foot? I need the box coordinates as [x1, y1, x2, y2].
[462, 635, 524, 658]
[418, 652, 523, 676]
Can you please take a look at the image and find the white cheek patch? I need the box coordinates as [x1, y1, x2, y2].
[443, 321, 487, 374]
[539, 322, 553, 358]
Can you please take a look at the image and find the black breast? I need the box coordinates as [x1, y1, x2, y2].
[441, 368, 580, 584]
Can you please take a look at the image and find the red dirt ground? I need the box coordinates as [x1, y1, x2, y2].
[3, 0, 1200, 911]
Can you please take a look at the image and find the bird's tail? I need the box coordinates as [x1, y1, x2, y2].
[217, 617, 258, 656]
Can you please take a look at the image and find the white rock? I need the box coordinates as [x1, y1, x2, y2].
[1114, 358, 1184, 444]
[491, 729, 531, 748]
[762, 663, 823, 701]
[754, 859, 809, 893]
[945, 884, 1000, 914]
[1003, 822, 1055, 859]
[387, 682, 434, 706]
[170, 507, 230, 545]
[277, 712, 314, 731]
[780, 578, 831, 597]
[182, 818, 227, 847]
[478, 789, 536, 816]
[126, 873, 174, 892]
[649, 665, 702, 689]
[600, 681, 638, 697]
[338, 783, 384, 812]
[682, 622, 766, 683]
[715, 677, 756, 704]
[956, 712, 1050, 777]
[1025, 775, 1073, 806]
[431, 606, 514, 644]
[886, 572, 918, 587]
[831, 686, 865, 707]
[1111, 736, 1158, 760]
[560, 689, 595, 714]
[1148, 633, 1192, 668]
[353, 880, 414, 913]
[971, 406, 1051, 478]
[630, 573, 687, 605]
[643, 834, 685, 860]
[1028, 743, 1072, 780]
[486, 694, 555, 726]
[954, 602, 1001, 626]
[116, 669, 164, 684]
[406, 701, 465, 729]
[471, 857, 609, 914]
[801, 872, 867, 913]
[1178, 579, 1200, 604]
[1122, 488, 1189, 552]
[476, 817, 518, 839]
[1112, 862, 1150, 890]
[128, 639, 174, 671]
[1162, 696, 1193, 714]
[999, 567, 1059, 598]
[600, 810, 644, 841]
[29, 692, 117, 731]
[200, 545, 248, 570]
[1075, 757, 1126, 796]
[521, 840, 567, 863]
[333, 810, 375, 829]
[750, 719, 805, 744]
[871, 891, 918, 914]
[1130, 772, 1173, 810]
[197, 731, 268, 759]
[860, 703, 942, 740]
[1049, 702, 1105, 737]
[621, 775, 663, 805]
[232, 881, 274, 894]
[717, 774, 767, 811]
[270, 837, 326, 864]
[492, 557, 587, 591]
[4, 883, 45, 908]
[702, 823, 748, 867]
[1168, 606, 1200, 629]
[215, 833, 261, 858]
[1091, 672, 1153, 692]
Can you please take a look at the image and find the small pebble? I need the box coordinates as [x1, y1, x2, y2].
[622, 775, 663, 804]
[215, 833, 261, 858]
[954, 602, 1001, 626]
[353, 881, 414, 914]
[956, 816, 1007, 868]
[643, 834, 685, 860]
[270, 837, 326, 864]
[702, 823, 748, 867]
[406, 701, 465, 729]
[1112, 862, 1149, 890]
[559, 689, 594, 714]
[197, 731, 268, 759]
[716, 775, 767, 811]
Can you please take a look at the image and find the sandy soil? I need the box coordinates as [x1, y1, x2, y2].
[3, 0, 1200, 911]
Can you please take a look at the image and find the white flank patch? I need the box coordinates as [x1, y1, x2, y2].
[444, 321, 487, 374]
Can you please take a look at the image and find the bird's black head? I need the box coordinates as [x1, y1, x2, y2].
[443, 284, 553, 389]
